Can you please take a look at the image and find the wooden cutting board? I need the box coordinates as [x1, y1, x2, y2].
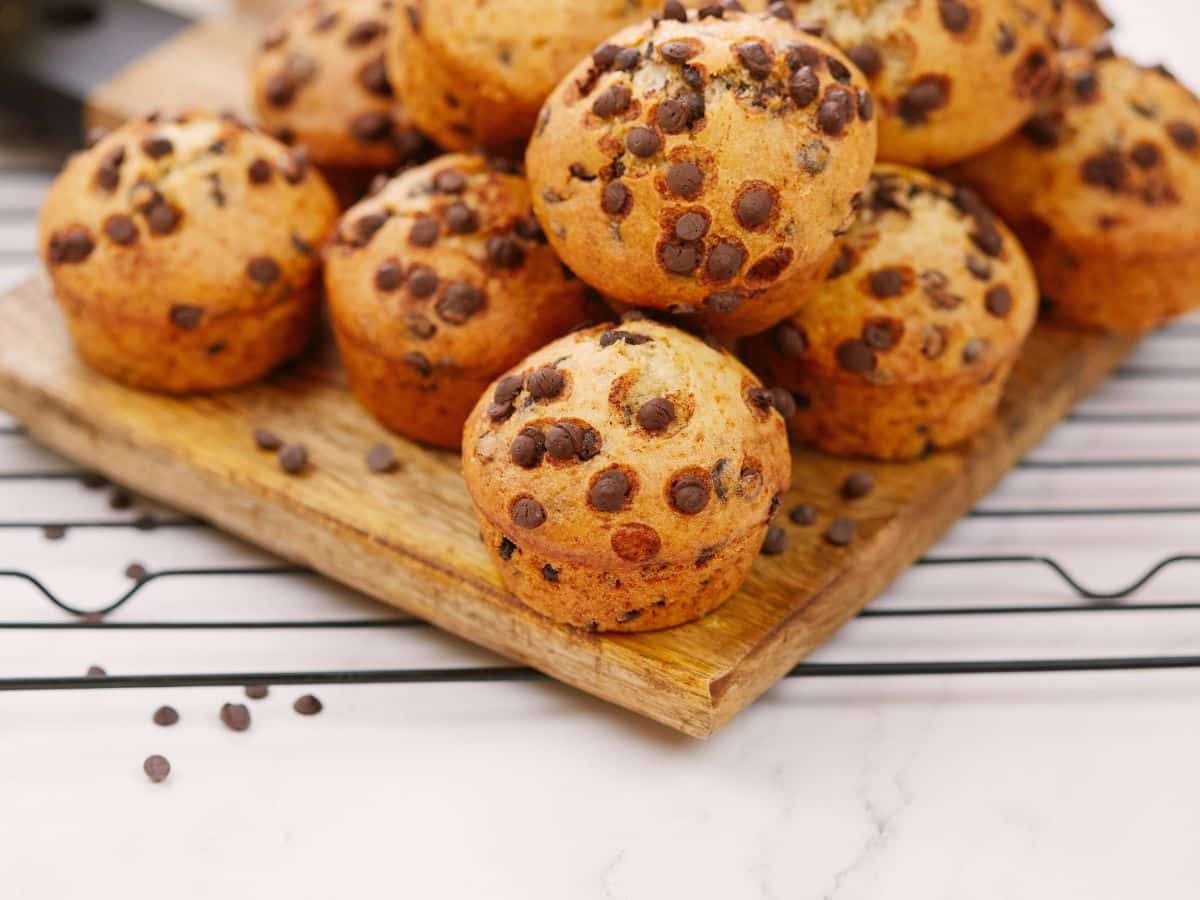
[0, 273, 1137, 736]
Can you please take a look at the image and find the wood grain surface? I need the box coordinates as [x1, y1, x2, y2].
[0, 274, 1138, 736]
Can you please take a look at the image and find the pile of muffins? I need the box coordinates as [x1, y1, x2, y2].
[38, 0, 1200, 632]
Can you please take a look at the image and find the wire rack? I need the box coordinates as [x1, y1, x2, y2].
[4, 118, 1200, 702]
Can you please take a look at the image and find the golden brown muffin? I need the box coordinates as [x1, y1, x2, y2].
[39, 110, 338, 393]
[743, 165, 1038, 460]
[462, 319, 792, 632]
[1056, 0, 1113, 48]
[763, 0, 1060, 167]
[525, 7, 877, 334]
[324, 153, 598, 448]
[252, 0, 432, 180]
[384, 0, 672, 156]
[951, 52, 1200, 334]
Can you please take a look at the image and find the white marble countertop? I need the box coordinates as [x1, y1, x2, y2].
[2, 2, 1200, 897]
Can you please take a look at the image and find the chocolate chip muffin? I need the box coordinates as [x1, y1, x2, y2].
[462, 319, 792, 632]
[769, 0, 1060, 167]
[252, 0, 431, 176]
[951, 52, 1200, 333]
[743, 165, 1037, 460]
[39, 110, 338, 393]
[324, 153, 598, 448]
[384, 0, 670, 157]
[1057, 0, 1112, 48]
[525, 6, 877, 334]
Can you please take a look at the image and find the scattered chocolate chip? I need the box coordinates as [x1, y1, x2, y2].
[985, 285, 1013, 317]
[153, 705, 178, 726]
[836, 339, 876, 374]
[627, 127, 661, 158]
[593, 84, 632, 118]
[590, 469, 632, 512]
[409, 216, 439, 247]
[435, 282, 485, 324]
[403, 265, 436, 297]
[789, 66, 820, 107]
[366, 443, 397, 473]
[293, 694, 323, 715]
[841, 471, 874, 500]
[662, 0, 687, 21]
[246, 256, 281, 285]
[735, 186, 774, 229]
[971, 226, 1003, 258]
[244, 684, 269, 700]
[143, 754, 171, 783]
[761, 525, 787, 556]
[706, 242, 744, 281]
[512, 497, 547, 529]
[278, 443, 308, 474]
[938, 0, 971, 32]
[254, 428, 282, 451]
[671, 475, 710, 515]
[370, 259, 401, 291]
[219, 702, 251, 732]
[825, 517, 855, 546]
[493, 374, 524, 406]
[99, 214, 136, 246]
[790, 504, 817, 526]
[526, 366, 564, 400]
[593, 43, 621, 69]
[668, 211, 706, 243]
[847, 45, 881, 78]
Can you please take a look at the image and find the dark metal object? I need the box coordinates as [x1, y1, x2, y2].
[0, 0, 190, 144]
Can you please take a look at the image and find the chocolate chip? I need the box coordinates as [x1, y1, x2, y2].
[278, 443, 308, 474]
[768, 387, 796, 418]
[153, 706, 179, 726]
[494, 374, 524, 405]
[662, 0, 687, 22]
[817, 88, 854, 135]
[293, 694, 323, 715]
[841, 471, 874, 499]
[636, 397, 675, 432]
[1081, 151, 1127, 191]
[403, 350, 432, 376]
[432, 169, 467, 194]
[526, 366, 564, 400]
[614, 47, 642, 70]
[103, 214, 137, 245]
[593, 43, 621, 69]
[971, 226, 1003, 258]
[836, 339, 876, 373]
[868, 267, 905, 298]
[409, 216, 439, 247]
[511, 497, 546, 529]
[498, 537, 517, 560]
[671, 475, 709, 515]
[445, 202, 479, 234]
[965, 254, 992, 281]
[825, 517, 855, 546]
[48, 225, 95, 264]
[789, 66, 820, 107]
[541, 564, 560, 583]
[625, 127, 660, 160]
[247, 158, 272, 184]
[510, 429, 544, 468]
[593, 84, 632, 118]
[599, 329, 652, 347]
[278, 148, 308, 182]
[667, 211, 705, 242]
[254, 427, 282, 451]
[761, 525, 788, 556]
[660, 40, 696, 64]
[358, 54, 392, 96]
[143, 200, 180, 236]
[143, 755, 171, 783]
[169, 304, 203, 330]
[772, 321, 807, 357]
[736, 42, 774, 79]
[847, 44, 881, 78]
[545, 422, 584, 460]
[1071, 69, 1099, 101]
[898, 75, 949, 124]
[246, 256, 281, 285]
[109, 488, 133, 510]
[366, 443, 397, 473]
[42, 524, 66, 540]
[706, 242, 744, 281]
[87, 664, 106, 677]
[734, 187, 775, 230]
[666, 162, 703, 199]
[435, 283, 485, 324]
[994, 23, 1015, 54]
[373, 259, 403, 291]
[219, 702, 251, 732]
[483, 235, 522, 269]
[346, 17, 384, 45]
[962, 337, 986, 364]
[596, 180, 631, 218]
[857, 88, 874, 121]
[938, 0, 971, 32]
[244, 684, 269, 700]
[705, 291, 742, 313]
[125, 561, 147, 581]
[1131, 141, 1161, 169]
[141, 135, 173, 158]
[985, 285, 1013, 317]
[862, 317, 902, 351]
[590, 469, 632, 511]
[922, 325, 948, 360]
[405, 265, 436, 297]
[265, 73, 297, 107]
[1168, 121, 1197, 150]
[656, 98, 690, 133]
[661, 242, 699, 274]
[790, 504, 817, 526]
[514, 215, 545, 242]
[314, 10, 339, 31]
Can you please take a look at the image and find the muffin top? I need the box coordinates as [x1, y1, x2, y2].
[462, 319, 792, 568]
[769, 0, 1060, 166]
[252, 0, 429, 169]
[952, 52, 1200, 252]
[525, 6, 877, 314]
[39, 110, 338, 317]
[324, 153, 596, 376]
[756, 165, 1037, 384]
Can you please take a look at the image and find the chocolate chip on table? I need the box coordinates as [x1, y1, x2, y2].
[254, 428, 282, 451]
[152, 706, 179, 726]
[602, 181, 632, 216]
[761, 525, 788, 556]
[366, 443, 397, 473]
[789, 67, 820, 107]
[671, 475, 710, 515]
[125, 562, 148, 581]
[841, 471, 875, 500]
[42, 525, 66, 541]
[666, 162, 703, 198]
[937, 0, 971, 32]
[278, 443, 308, 474]
[790, 503, 817, 526]
[636, 397, 676, 432]
[220, 702, 251, 732]
[294, 694, 323, 715]
[143, 754, 171, 783]
[526, 366, 564, 400]
[246, 256, 281, 285]
[82, 472, 107, 489]
[87, 665, 106, 677]
[590, 469, 631, 512]
[511, 497, 547, 529]
[592, 84, 631, 118]
[244, 684, 269, 700]
[109, 488, 134, 510]
[626, 126, 661, 158]
[847, 44, 881, 78]
[825, 517, 855, 546]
